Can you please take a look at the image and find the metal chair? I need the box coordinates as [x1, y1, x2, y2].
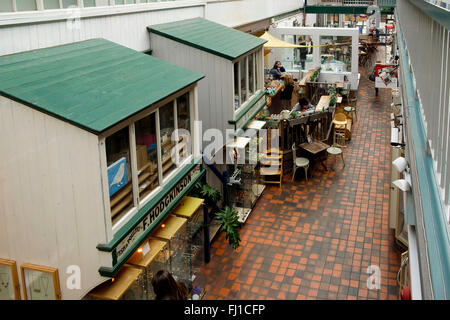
[292, 143, 309, 182]
[344, 98, 358, 123]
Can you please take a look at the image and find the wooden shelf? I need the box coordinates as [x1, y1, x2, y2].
[260, 167, 282, 176]
[126, 239, 168, 268]
[151, 215, 187, 241]
[111, 193, 133, 219]
[89, 266, 142, 300]
[171, 196, 204, 219]
[110, 183, 132, 208]
[260, 148, 283, 187]
[209, 223, 221, 242]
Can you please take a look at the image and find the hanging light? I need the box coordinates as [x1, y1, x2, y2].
[392, 156, 408, 173]
[393, 179, 411, 192]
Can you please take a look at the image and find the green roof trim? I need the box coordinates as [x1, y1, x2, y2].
[0, 39, 204, 134]
[228, 90, 266, 125]
[148, 18, 267, 61]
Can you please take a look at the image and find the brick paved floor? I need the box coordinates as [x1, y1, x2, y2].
[202, 65, 402, 300]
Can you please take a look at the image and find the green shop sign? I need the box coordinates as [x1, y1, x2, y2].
[97, 162, 204, 277]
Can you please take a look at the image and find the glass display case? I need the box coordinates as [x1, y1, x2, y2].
[87, 265, 145, 300]
[126, 238, 171, 300]
[226, 136, 265, 224]
[171, 196, 206, 299]
[150, 215, 190, 291]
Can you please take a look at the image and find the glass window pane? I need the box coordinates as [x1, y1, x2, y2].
[234, 62, 239, 111]
[281, 35, 294, 71]
[95, 0, 109, 6]
[256, 50, 260, 90]
[115, 0, 124, 4]
[0, 1, 14, 12]
[240, 58, 247, 105]
[248, 53, 255, 96]
[159, 102, 176, 178]
[320, 35, 351, 73]
[62, 0, 78, 8]
[16, 0, 37, 11]
[44, 0, 60, 9]
[125, 0, 134, 3]
[135, 112, 159, 201]
[176, 93, 191, 163]
[83, 0, 95, 7]
[298, 35, 313, 71]
[106, 127, 134, 226]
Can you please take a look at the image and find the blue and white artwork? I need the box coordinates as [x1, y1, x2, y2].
[108, 157, 127, 197]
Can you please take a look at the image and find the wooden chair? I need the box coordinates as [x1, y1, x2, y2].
[260, 148, 283, 187]
[292, 143, 309, 182]
[333, 112, 351, 141]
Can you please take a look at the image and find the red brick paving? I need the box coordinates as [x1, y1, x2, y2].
[203, 64, 402, 300]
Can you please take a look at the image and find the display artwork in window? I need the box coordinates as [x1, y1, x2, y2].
[21, 264, 61, 300]
[0, 263, 17, 300]
[108, 157, 128, 197]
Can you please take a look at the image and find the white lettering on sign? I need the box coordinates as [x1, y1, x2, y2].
[115, 165, 201, 262]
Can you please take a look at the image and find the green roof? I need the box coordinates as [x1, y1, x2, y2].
[0, 39, 204, 134]
[148, 18, 267, 61]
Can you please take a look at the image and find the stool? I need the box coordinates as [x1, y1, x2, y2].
[344, 98, 358, 122]
[327, 146, 345, 170]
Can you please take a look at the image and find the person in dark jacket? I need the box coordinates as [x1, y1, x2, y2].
[151, 270, 188, 300]
[269, 61, 286, 80]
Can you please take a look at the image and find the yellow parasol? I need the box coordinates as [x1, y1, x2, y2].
[259, 31, 301, 49]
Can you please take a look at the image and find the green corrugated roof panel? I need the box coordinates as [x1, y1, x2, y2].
[0, 39, 204, 134]
[148, 18, 267, 61]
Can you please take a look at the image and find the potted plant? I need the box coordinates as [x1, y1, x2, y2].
[189, 182, 241, 249]
[213, 206, 241, 249]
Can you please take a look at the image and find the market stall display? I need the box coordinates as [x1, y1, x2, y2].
[171, 196, 207, 299]
[150, 215, 190, 292]
[126, 239, 171, 300]
[88, 265, 145, 300]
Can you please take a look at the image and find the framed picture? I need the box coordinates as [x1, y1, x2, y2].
[20, 264, 61, 300]
[0, 259, 21, 300]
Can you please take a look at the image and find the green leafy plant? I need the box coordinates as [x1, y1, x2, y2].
[213, 206, 241, 249]
[190, 182, 221, 207]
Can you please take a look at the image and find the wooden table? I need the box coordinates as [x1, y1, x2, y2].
[316, 95, 330, 112]
[315, 95, 342, 112]
[336, 82, 344, 89]
[299, 140, 330, 172]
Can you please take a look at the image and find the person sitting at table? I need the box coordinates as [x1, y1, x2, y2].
[280, 74, 295, 110]
[269, 61, 286, 80]
[292, 97, 313, 112]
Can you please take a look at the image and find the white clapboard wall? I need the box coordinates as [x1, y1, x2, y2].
[149, 33, 235, 149]
[0, 5, 204, 56]
[0, 96, 111, 300]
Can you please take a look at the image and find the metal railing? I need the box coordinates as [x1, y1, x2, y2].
[306, 0, 374, 5]
[377, 0, 397, 7]
[306, 0, 397, 6]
